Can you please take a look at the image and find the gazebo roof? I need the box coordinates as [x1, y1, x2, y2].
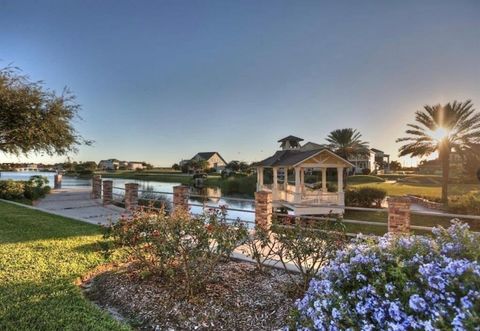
[277, 135, 304, 143]
[255, 148, 353, 168]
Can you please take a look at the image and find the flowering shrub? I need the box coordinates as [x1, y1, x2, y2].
[107, 207, 248, 298]
[293, 221, 480, 330]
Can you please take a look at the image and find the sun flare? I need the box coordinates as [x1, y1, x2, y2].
[431, 127, 450, 142]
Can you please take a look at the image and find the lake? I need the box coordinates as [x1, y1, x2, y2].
[1, 171, 255, 224]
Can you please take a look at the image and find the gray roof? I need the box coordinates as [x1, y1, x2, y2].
[256, 148, 351, 167]
[192, 152, 227, 164]
[277, 135, 304, 143]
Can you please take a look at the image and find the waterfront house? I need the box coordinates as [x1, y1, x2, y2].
[190, 152, 227, 172]
[255, 136, 353, 215]
[127, 162, 144, 170]
[98, 159, 120, 170]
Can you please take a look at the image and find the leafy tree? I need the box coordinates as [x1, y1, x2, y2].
[172, 163, 180, 171]
[326, 128, 370, 186]
[0, 66, 90, 156]
[389, 160, 402, 172]
[397, 100, 480, 203]
[226, 160, 240, 172]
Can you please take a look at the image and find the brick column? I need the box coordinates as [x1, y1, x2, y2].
[173, 185, 189, 213]
[387, 197, 411, 233]
[54, 174, 62, 189]
[125, 183, 139, 210]
[91, 175, 102, 199]
[255, 190, 272, 231]
[102, 180, 113, 205]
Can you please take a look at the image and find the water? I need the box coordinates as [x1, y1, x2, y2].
[103, 177, 255, 225]
[0, 171, 255, 225]
[0, 171, 91, 188]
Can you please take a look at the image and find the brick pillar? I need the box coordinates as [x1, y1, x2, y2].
[125, 183, 139, 210]
[387, 197, 411, 233]
[173, 185, 189, 213]
[103, 180, 113, 205]
[255, 190, 272, 231]
[54, 174, 62, 189]
[91, 175, 102, 199]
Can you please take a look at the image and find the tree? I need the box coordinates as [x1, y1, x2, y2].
[226, 160, 240, 172]
[389, 160, 402, 172]
[0, 66, 90, 156]
[326, 128, 370, 186]
[397, 100, 480, 203]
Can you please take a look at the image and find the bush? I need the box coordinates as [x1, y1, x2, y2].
[345, 187, 387, 207]
[108, 207, 248, 298]
[24, 176, 50, 200]
[0, 180, 25, 199]
[449, 191, 480, 215]
[272, 216, 347, 293]
[361, 168, 371, 175]
[293, 221, 480, 330]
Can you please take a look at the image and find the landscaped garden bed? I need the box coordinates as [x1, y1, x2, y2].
[82, 260, 297, 330]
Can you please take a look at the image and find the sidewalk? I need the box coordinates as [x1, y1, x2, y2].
[35, 187, 125, 226]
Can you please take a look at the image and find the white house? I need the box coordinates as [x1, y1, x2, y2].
[256, 136, 353, 215]
[98, 159, 120, 170]
[128, 162, 144, 170]
[348, 150, 376, 174]
[190, 152, 227, 172]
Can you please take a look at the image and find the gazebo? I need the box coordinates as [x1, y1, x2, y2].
[255, 136, 353, 215]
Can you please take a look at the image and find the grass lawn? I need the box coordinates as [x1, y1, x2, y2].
[0, 201, 128, 330]
[349, 182, 478, 200]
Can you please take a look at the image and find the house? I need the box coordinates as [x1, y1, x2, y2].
[98, 159, 120, 170]
[371, 148, 391, 172]
[128, 162, 144, 170]
[190, 152, 227, 172]
[301, 140, 385, 175]
[255, 136, 354, 215]
[348, 150, 376, 175]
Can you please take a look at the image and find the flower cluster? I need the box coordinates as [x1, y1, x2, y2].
[293, 221, 480, 330]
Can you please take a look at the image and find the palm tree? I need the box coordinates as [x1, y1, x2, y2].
[326, 128, 370, 187]
[397, 100, 480, 204]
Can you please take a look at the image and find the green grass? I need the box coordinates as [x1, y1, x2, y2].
[0, 201, 128, 330]
[347, 175, 386, 184]
[349, 182, 478, 200]
[100, 171, 193, 185]
[343, 209, 479, 236]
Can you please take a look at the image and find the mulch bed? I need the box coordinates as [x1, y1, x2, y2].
[81, 260, 299, 330]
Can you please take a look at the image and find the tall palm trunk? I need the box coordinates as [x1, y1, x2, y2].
[439, 141, 450, 205]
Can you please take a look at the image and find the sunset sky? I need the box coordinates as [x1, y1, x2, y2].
[1, 0, 479, 166]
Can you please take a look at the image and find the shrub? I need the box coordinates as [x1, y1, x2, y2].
[361, 168, 371, 175]
[108, 207, 248, 298]
[0, 180, 25, 199]
[293, 221, 480, 330]
[448, 192, 480, 215]
[24, 175, 50, 200]
[345, 187, 387, 207]
[271, 215, 347, 293]
[138, 191, 172, 212]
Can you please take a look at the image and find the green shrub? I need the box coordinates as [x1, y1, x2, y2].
[0, 180, 25, 199]
[449, 191, 480, 215]
[108, 207, 248, 298]
[361, 168, 371, 175]
[345, 187, 387, 207]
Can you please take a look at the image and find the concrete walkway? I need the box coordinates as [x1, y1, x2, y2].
[36, 187, 125, 226]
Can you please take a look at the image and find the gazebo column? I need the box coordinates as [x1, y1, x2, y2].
[273, 167, 278, 189]
[283, 167, 289, 191]
[337, 167, 345, 205]
[257, 167, 264, 191]
[300, 167, 304, 194]
[294, 167, 301, 203]
[321, 168, 327, 193]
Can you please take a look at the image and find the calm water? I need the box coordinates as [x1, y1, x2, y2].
[1, 171, 254, 224]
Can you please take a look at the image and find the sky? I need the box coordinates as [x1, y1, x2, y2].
[1, 0, 479, 167]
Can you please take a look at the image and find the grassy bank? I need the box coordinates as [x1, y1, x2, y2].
[98, 170, 193, 185]
[0, 201, 128, 330]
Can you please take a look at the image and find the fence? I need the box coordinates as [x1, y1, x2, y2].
[92, 177, 480, 236]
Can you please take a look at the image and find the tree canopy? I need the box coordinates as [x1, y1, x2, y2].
[0, 66, 90, 156]
[326, 128, 370, 159]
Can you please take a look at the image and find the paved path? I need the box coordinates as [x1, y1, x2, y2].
[36, 187, 125, 226]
